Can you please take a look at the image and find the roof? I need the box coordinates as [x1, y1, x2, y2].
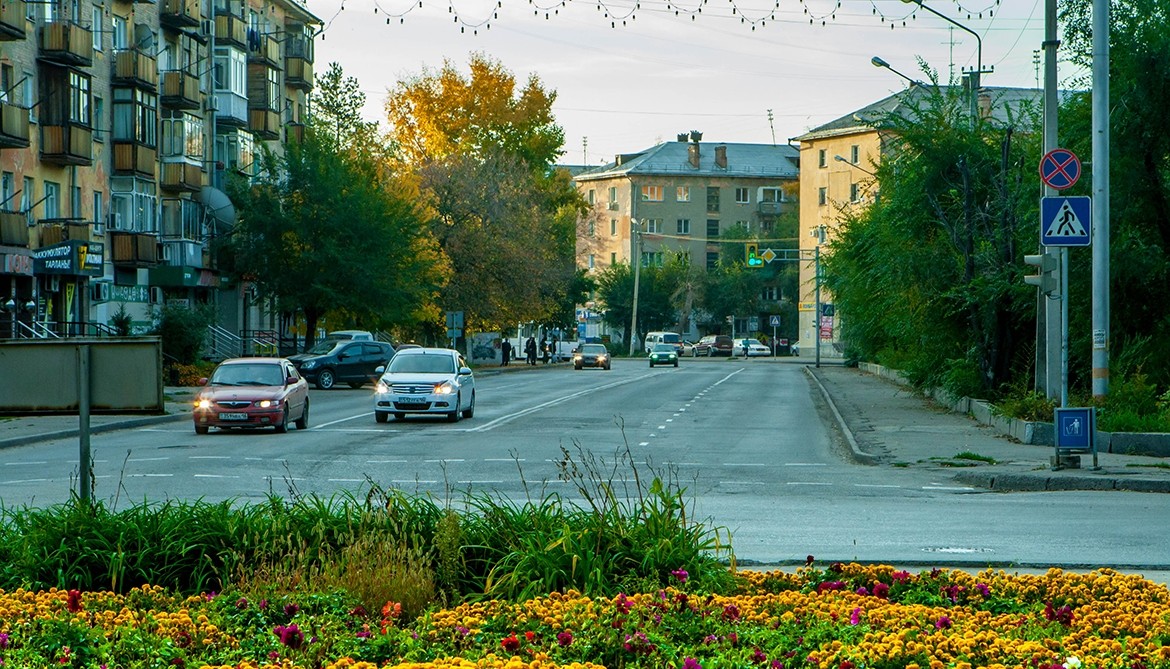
[792, 85, 1044, 142]
[574, 141, 800, 181]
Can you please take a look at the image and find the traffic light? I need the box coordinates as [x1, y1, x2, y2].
[745, 243, 763, 268]
[1023, 253, 1059, 297]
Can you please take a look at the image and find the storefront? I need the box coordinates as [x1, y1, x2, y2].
[32, 240, 105, 335]
[0, 247, 34, 338]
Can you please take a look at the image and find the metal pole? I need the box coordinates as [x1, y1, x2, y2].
[1039, 0, 1061, 399]
[1061, 247, 1069, 407]
[78, 344, 92, 504]
[814, 246, 821, 369]
[1091, 0, 1110, 398]
[628, 219, 641, 357]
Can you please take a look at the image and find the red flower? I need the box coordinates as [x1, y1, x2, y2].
[501, 633, 520, 652]
[524, 630, 536, 642]
[66, 589, 82, 613]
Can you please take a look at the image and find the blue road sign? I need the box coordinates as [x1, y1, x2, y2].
[1054, 407, 1095, 452]
[1041, 196, 1092, 247]
[769, 315, 781, 327]
[1040, 148, 1081, 190]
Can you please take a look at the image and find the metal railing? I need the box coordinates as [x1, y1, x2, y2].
[206, 324, 242, 360]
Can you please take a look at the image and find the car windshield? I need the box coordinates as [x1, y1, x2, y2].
[662, 333, 681, 343]
[387, 353, 456, 374]
[210, 363, 285, 386]
[307, 340, 344, 355]
[581, 344, 607, 354]
[652, 344, 674, 352]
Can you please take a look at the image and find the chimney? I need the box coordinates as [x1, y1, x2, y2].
[677, 133, 689, 142]
[689, 130, 703, 142]
[688, 143, 700, 168]
[615, 154, 623, 166]
[714, 145, 727, 169]
[978, 92, 992, 119]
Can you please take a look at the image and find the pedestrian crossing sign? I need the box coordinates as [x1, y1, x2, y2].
[1041, 196, 1092, 247]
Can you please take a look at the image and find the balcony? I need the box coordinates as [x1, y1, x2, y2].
[0, 211, 28, 247]
[161, 70, 200, 109]
[38, 219, 96, 246]
[38, 21, 94, 68]
[285, 56, 312, 91]
[112, 49, 159, 90]
[758, 201, 783, 216]
[110, 231, 159, 266]
[0, 0, 26, 40]
[160, 161, 203, 192]
[214, 91, 248, 127]
[248, 34, 280, 69]
[248, 109, 280, 140]
[160, 0, 201, 28]
[40, 124, 92, 166]
[215, 14, 246, 49]
[286, 122, 304, 144]
[113, 142, 157, 176]
[0, 101, 30, 149]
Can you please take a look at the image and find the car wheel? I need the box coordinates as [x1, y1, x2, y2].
[295, 400, 309, 430]
[274, 405, 289, 433]
[604, 362, 611, 370]
[574, 363, 582, 370]
[194, 424, 209, 435]
[707, 348, 713, 357]
[649, 361, 654, 368]
[347, 382, 364, 390]
[316, 369, 336, 390]
[375, 411, 389, 424]
[462, 392, 475, 419]
[673, 361, 678, 367]
[447, 393, 462, 422]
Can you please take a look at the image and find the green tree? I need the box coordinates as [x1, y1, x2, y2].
[594, 261, 675, 350]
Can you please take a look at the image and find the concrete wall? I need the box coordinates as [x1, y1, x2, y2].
[0, 338, 163, 414]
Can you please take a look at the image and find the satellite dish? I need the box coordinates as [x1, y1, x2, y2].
[199, 186, 236, 234]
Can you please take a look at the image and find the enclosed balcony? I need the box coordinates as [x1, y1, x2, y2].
[113, 143, 157, 176]
[758, 201, 783, 216]
[112, 49, 158, 90]
[0, 0, 26, 40]
[247, 109, 279, 140]
[160, 161, 203, 192]
[214, 91, 248, 127]
[40, 124, 93, 166]
[160, 0, 201, 28]
[0, 211, 28, 247]
[215, 14, 246, 49]
[286, 122, 304, 144]
[38, 219, 96, 245]
[0, 101, 30, 149]
[38, 21, 94, 68]
[248, 34, 280, 69]
[110, 231, 159, 266]
[161, 70, 200, 109]
[284, 36, 312, 91]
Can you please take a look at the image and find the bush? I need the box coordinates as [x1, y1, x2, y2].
[151, 302, 215, 364]
[166, 360, 217, 386]
[108, 303, 133, 336]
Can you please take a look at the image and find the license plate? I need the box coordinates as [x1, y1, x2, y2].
[397, 396, 426, 404]
[218, 412, 248, 420]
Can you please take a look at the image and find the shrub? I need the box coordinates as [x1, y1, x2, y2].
[108, 303, 133, 336]
[167, 360, 217, 386]
[151, 302, 215, 365]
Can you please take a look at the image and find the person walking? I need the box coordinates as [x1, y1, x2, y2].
[525, 336, 537, 365]
[501, 339, 512, 366]
[540, 335, 550, 364]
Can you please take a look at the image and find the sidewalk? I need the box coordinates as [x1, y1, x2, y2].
[807, 364, 1170, 494]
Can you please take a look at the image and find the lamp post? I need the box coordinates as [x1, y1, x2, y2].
[834, 154, 877, 178]
[2, 297, 16, 339]
[628, 218, 643, 357]
[870, 56, 920, 87]
[900, 0, 992, 128]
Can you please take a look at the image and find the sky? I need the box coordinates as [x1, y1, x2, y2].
[307, 0, 1067, 167]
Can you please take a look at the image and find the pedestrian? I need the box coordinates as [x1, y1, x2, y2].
[501, 339, 512, 366]
[540, 335, 550, 364]
[525, 336, 537, 365]
[741, 340, 749, 358]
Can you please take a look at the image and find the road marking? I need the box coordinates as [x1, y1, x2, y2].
[128, 473, 174, 478]
[312, 412, 373, 429]
[366, 459, 407, 464]
[922, 485, 977, 491]
[658, 425, 666, 429]
[638, 442, 649, 446]
[328, 478, 363, 482]
[425, 459, 464, 463]
[784, 462, 828, 467]
[4, 461, 49, 466]
[190, 455, 230, 460]
[854, 483, 901, 488]
[389, 479, 437, 484]
[127, 457, 169, 462]
[194, 474, 239, 478]
[484, 458, 524, 462]
[457, 480, 503, 484]
[724, 463, 766, 467]
[319, 428, 397, 433]
[720, 480, 765, 485]
[1, 478, 49, 484]
[466, 373, 657, 432]
[787, 482, 832, 486]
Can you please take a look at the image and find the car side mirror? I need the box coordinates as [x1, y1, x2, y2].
[459, 366, 472, 376]
[198, 377, 209, 386]
[337, 353, 348, 360]
[375, 365, 386, 374]
[286, 376, 298, 386]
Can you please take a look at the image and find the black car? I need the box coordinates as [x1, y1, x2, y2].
[573, 343, 611, 370]
[289, 340, 396, 389]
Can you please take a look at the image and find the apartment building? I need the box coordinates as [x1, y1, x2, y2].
[0, 0, 317, 340]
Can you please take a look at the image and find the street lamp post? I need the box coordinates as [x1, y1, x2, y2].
[834, 154, 877, 178]
[628, 218, 643, 357]
[870, 56, 921, 87]
[900, 0, 992, 128]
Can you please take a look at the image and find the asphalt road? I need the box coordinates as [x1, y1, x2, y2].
[2, 358, 1167, 570]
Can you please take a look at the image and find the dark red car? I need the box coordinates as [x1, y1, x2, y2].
[193, 358, 310, 434]
[693, 334, 734, 357]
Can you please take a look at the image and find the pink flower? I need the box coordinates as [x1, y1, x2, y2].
[556, 630, 573, 647]
[935, 615, 952, 630]
[849, 607, 861, 625]
[873, 582, 890, 599]
[671, 568, 689, 584]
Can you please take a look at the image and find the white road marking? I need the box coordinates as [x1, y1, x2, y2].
[484, 458, 524, 462]
[658, 425, 666, 429]
[328, 478, 363, 482]
[720, 480, 765, 485]
[190, 455, 230, 460]
[638, 442, 650, 446]
[128, 473, 174, 478]
[4, 461, 49, 466]
[456, 480, 504, 484]
[194, 474, 239, 478]
[127, 457, 169, 462]
[389, 480, 437, 484]
[366, 459, 407, 464]
[425, 459, 464, 463]
[922, 485, 977, 491]
[784, 462, 828, 467]
[466, 373, 657, 432]
[1, 478, 49, 484]
[312, 412, 373, 429]
[724, 463, 766, 467]
[854, 483, 901, 488]
[787, 482, 832, 486]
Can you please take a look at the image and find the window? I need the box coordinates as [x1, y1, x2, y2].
[93, 191, 103, 224]
[586, 221, 595, 237]
[607, 186, 616, 203]
[22, 73, 34, 123]
[610, 252, 617, 265]
[760, 220, 773, 234]
[706, 219, 720, 238]
[676, 186, 690, 202]
[610, 219, 617, 236]
[214, 47, 248, 96]
[113, 88, 156, 145]
[706, 252, 719, 270]
[851, 145, 860, 163]
[111, 16, 129, 50]
[0, 64, 10, 102]
[68, 72, 90, 125]
[760, 187, 783, 203]
[641, 250, 663, 267]
[762, 286, 778, 301]
[110, 177, 158, 233]
[818, 187, 827, 206]
[734, 187, 749, 204]
[706, 187, 720, 212]
[21, 177, 32, 223]
[587, 189, 595, 205]
[818, 149, 827, 168]
[640, 185, 663, 202]
[644, 218, 662, 234]
[92, 7, 102, 51]
[215, 129, 256, 176]
[850, 182, 860, 203]
[676, 218, 690, 235]
[588, 254, 595, 269]
[161, 111, 204, 159]
[93, 97, 104, 142]
[71, 186, 81, 219]
[44, 181, 60, 219]
[0, 173, 12, 211]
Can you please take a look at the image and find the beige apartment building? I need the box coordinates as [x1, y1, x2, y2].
[573, 132, 798, 342]
[0, 0, 317, 341]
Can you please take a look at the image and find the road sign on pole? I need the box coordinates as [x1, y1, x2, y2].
[1040, 148, 1081, 190]
[1041, 196, 1092, 247]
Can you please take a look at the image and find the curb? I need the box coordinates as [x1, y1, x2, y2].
[953, 470, 1170, 494]
[0, 412, 189, 451]
[804, 366, 879, 465]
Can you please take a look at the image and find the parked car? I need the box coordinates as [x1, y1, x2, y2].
[680, 340, 697, 357]
[573, 343, 611, 370]
[735, 338, 772, 357]
[648, 343, 679, 368]
[193, 357, 309, 435]
[373, 347, 475, 423]
[693, 334, 734, 357]
[324, 330, 374, 341]
[289, 340, 396, 389]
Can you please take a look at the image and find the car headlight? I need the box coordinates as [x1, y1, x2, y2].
[258, 399, 275, 408]
[375, 381, 390, 394]
[301, 360, 317, 369]
[195, 398, 211, 410]
[597, 355, 607, 361]
[434, 381, 455, 395]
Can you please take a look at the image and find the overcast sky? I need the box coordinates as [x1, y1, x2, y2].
[309, 0, 1067, 166]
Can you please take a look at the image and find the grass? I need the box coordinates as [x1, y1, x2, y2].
[952, 451, 997, 464]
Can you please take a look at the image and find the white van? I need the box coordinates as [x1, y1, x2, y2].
[643, 331, 683, 354]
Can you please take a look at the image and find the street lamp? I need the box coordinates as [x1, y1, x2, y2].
[628, 218, 643, 357]
[2, 297, 16, 339]
[870, 56, 920, 87]
[900, 0, 993, 127]
[834, 154, 877, 178]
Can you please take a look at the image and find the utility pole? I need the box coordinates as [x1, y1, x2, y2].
[582, 136, 588, 165]
[1038, 0, 1061, 399]
[628, 217, 642, 357]
[1091, 0, 1110, 397]
[767, 109, 776, 146]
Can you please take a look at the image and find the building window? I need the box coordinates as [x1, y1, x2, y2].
[21, 177, 32, 224]
[762, 286, 778, 301]
[588, 254, 595, 269]
[111, 15, 129, 50]
[110, 177, 158, 233]
[0, 65, 9, 103]
[610, 252, 617, 265]
[587, 189, 595, 205]
[851, 144, 860, 163]
[641, 250, 664, 267]
[113, 88, 156, 145]
[93, 97, 104, 142]
[92, 7, 102, 51]
[676, 186, 690, 202]
[706, 251, 719, 269]
[587, 221, 595, 237]
[0, 172, 12, 211]
[161, 111, 204, 159]
[644, 218, 662, 234]
[735, 187, 750, 204]
[640, 185, 663, 202]
[760, 187, 783, 203]
[818, 149, 827, 168]
[706, 219, 720, 238]
[71, 186, 81, 219]
[850, 182, 860, 203]
[93, 191, 103, 224]
[22, 73, 34, 123]
[818, 187, 828, 206]
[610, 219, 617, 236]
[676, 218, 690, 235]
[44, 182, 60, 219]
[736, 220, 750, 232]
[608, 186, 616, 203]
[760, 220, 773, 234]
[706, 187, 719, 213]
[68, 72, 90, 125]
[214, 47, 248, 96]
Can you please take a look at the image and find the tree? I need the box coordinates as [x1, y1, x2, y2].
[385, 54, 583, 335]
[594, 261, 675, 350]
[311, 62, 380, 154]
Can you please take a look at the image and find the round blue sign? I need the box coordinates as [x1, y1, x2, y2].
[1040, 149, 1081, 190]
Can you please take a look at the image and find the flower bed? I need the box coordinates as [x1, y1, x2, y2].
[2, 563, 1169, 668]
